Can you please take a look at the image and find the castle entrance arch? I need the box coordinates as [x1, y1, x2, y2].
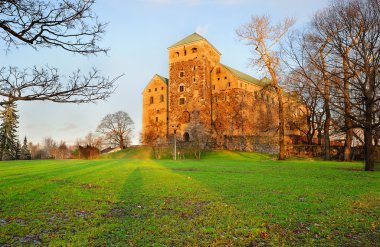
[183, 132, 190, 142]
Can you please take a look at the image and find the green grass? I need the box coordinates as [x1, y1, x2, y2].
[0, 149, 379, 246]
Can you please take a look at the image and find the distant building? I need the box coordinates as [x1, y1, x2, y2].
[142, 33, 304, 152]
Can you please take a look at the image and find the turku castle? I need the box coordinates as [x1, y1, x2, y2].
[142, 33, 303, 152]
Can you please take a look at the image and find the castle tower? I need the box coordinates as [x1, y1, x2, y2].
[167, 33, 221, 140]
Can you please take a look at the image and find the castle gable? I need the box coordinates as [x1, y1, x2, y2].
[168, 33, 221, 55]
[142, 74, 168, 94]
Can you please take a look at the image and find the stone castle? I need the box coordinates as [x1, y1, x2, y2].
[142, 33, 303, 152]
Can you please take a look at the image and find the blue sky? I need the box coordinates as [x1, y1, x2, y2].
[1, 0, 331, 145]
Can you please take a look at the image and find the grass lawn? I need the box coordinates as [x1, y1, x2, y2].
[0, 148, 379, 246]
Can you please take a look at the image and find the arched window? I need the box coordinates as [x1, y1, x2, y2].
[183, 132, 190, 142]
[160, 95, 164, 102]
[182, 111, 190, 123]
[149, 96, 154, 104]
[175, 52, 180, 57]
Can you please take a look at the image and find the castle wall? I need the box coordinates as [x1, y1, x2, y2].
[142, 77, 168, 141]
[142, 33, 307, 153]
[168, 40, 220, 140]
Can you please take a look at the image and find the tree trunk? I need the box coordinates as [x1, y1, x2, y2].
[277, 87, 285, 160]
[343, 58, 353, 161]
[323, 100, 331, 160]
[119, 136, 124, 149]
[344, 121, 353, 161]
[364, 126, 375, 171]
[363, 75, 375, 171]
[320, 50, 331, 160]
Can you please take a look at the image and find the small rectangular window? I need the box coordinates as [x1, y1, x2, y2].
[179, 98, 185, 105]
[213, 85, 215, 90]
[155, 88, 157, 91]
[155, 117, 158, 122]
[179, 71, 185, 78]
[179, 85, 184, 92]
[148, 89, 151, 93]
[228, 82, 231, 87]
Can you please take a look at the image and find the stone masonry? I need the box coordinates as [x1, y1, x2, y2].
[142, 33, 304, 152]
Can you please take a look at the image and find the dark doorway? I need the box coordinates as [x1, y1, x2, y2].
[183, 132, 190, 142]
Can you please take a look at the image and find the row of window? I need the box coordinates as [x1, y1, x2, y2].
[149, 95, 165, 104]
[148, 86, 164, 93]
[178, 66, 198, 78]
[213, 82, 231, 90]
[254, 92, 276, 104]
[174, 47, 198, 57]
[211, 93, 276, 104]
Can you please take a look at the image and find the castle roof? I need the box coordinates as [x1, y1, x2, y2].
[155, 74, 169, 85]
[221, 64, 267, 86]
[168, 33, 221, 54]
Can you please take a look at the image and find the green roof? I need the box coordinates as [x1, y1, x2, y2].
[168, 32, 221, 54]
[221, 64, 266, 86]
[155, 74, 168, 85]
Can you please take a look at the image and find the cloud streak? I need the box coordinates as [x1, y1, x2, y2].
[142, 0, 246, 6]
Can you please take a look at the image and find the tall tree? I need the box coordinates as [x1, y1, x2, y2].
[20, 136, 31, 160]
[236, 15, 296, 160]
[288, 69, 325, 145]
[97, 111, 134, 149]
[0, 0, 119, 106]
[0, 100, 19, 160]
[287, 0, 380, 170]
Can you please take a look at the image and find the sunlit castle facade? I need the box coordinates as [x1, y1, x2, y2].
[142, 33, 303, 152]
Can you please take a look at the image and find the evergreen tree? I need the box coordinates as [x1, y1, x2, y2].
[15, 140, 21, 160]
[20, 136, 32, 160]
[0, 101, 19, 160]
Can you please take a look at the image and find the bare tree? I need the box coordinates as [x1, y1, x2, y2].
[0, 0, 107, 53]
[285, 26, 336, 160]
[43, 137, 57, 159]
[288, 69, 325, 145]
[97, 111, 134, 149]
[237, 15, 296, 160]
[0, 0, 119, 106]
[185, 117, 211, 160]
[56, 141, 70, 159]
[142, 119, 166, 159]
[287, 0, 380, 170]
[84, 132, 103, 149]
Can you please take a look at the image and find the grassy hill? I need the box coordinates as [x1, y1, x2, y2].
[0, 148, 379, 246]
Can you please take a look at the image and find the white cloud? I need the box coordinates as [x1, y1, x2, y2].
[195, 24, 210, 35]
